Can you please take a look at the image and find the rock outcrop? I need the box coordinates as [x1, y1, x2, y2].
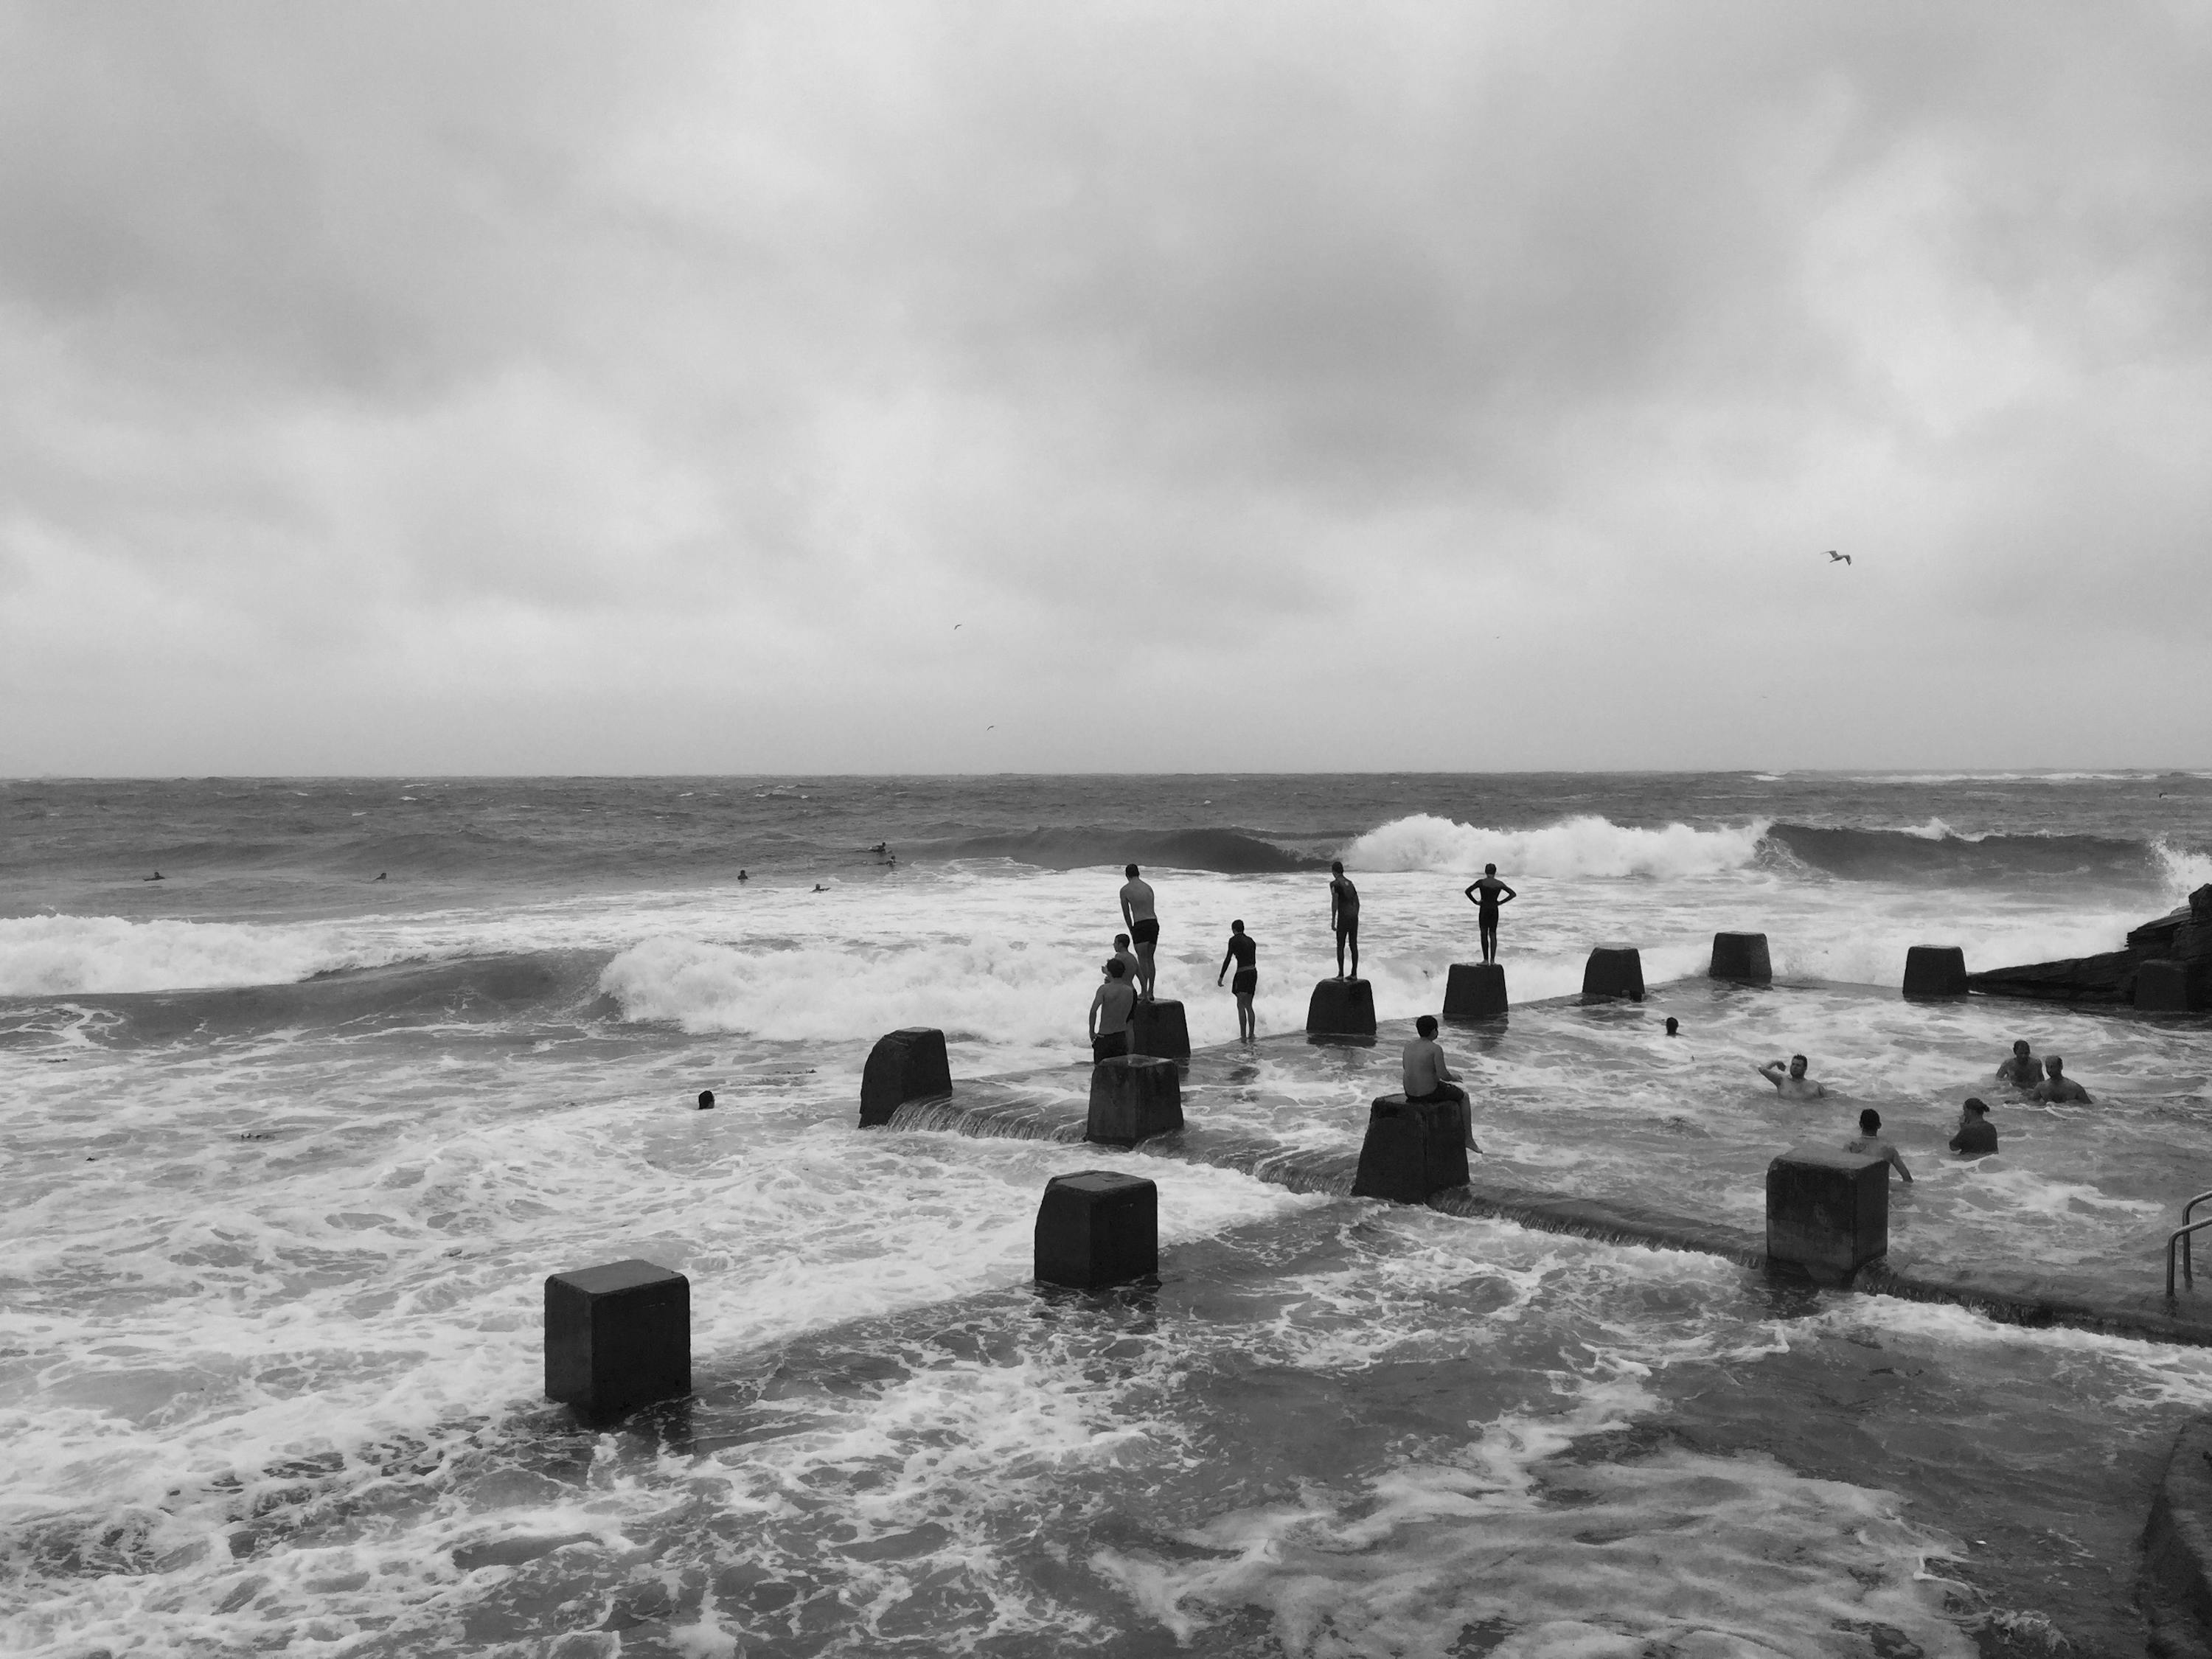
[1966, 884, 2212, 1010]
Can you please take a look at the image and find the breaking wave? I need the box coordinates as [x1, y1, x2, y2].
[910, 826, 1326, 874]
[0, 914, 394, 997]
[1340, 815, 1767, 880]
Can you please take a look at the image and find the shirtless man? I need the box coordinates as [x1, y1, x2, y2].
[1089, 959, 1138, 1062]
[1995, 1040, 2044, 1089]
[1845, 1108, 1913, 1181]
[1755, 1053, 1828, 1099]
[1217, 920, 1259, 1042]
[1464, 864, 1516, 964]
[1111, 932, 1143, 993]
[2031, 1056, 2093, 1104]
[1329, 861, 1360, 979]
[1402, 1014, 1478, 1151]
[1119, 865, 1159, 1000]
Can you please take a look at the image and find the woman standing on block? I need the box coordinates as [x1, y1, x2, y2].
[1218, 920, 1259, 1043]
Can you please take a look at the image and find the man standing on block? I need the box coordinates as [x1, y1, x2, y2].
[1402, 1014, 1479, 1151]
[1217, 919, 1259, 1043]
[1089, 959, 1138, 1062]
[1755, 1053, 1828, 1099]
[1464, 864, 1516, 964]
[1119, 865, 1159, 1000]
[1329, 860, 1360, 980]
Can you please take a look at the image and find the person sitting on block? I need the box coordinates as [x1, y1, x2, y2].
[2031, 1056, 2093, 1104]
[1948, 1097, 1998, 1155]
[1995, 1040, 2045, 1089]
[1846, 1107, 1913, 1181]
[1755, 1053, 1827, 1099]
[1402, 1015, 1478, 1152]
[1089, 959, 1138, 1062]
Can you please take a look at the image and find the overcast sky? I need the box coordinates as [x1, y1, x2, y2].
[3, 1, 2207, 776]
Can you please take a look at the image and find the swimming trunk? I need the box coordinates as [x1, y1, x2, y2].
[1132, 918, 1160, 947]
[1405, 1083, 1467, 1106]
[1231, 968, 1257, 995]
[1093, 1031, 1129, 1063]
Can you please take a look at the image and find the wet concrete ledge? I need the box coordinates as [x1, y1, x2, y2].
[2143, 1417, 2212, 1659]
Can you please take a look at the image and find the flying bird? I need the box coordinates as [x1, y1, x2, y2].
[1826, 551, 1851, 565]
[953, 623, 962, 629]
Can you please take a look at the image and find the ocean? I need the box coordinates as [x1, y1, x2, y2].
[4, 770, 2211, 1657]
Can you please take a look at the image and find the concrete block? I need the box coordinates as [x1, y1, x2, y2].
[1902, 945, 1967, 1000]
[544, 1259, 691, 1420]
[859, 1027, 953, 1127]
[1128, 998, 1191, 1060]
[1086, 1054, 1183, 1145]
[1582, 945, 1644, 1001]
[1441, 963, 1508, 1021]
[1710, 932, 1772, 984]
[1306, 978, 1377, 1037]
[2136, 958, 2206, 1013]
[1766, 1146, 1888, 1281]
[1034, 1171, 1158, 1290]
[1351, 1093, 1470, 1204]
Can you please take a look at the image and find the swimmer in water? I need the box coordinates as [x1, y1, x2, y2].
[813, 883, 827, 893]
[144, 871, 164, 881]
[1845, 1107, 1913, 1180]
[374, 872, 387, 881]
[1755, 1053, 1827, 1099]
[2031, 1056, 2093, 1104]
[737, 869, 748, 882]
[1663, 1017, 1680, 1037]
[1995, 1039, 2044, 1089]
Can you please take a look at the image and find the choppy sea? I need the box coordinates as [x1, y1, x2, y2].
[5, 771, 2212, 1657]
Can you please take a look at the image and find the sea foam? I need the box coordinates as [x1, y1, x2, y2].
[1341, 814, 1768, 880]
[0, 914, 386, 997]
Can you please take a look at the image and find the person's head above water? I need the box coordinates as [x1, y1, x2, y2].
[1962, 1097, 1990, 1117]
[2046, 1055, 2065, 1076]
[1415, 1015, 1438, 1039]
[698, 1090, 715, 1110]
[1126, 863, 1140, 879]
[1790, 1054, 1809, 1077]
[2012, 1040, 2032, 1058]
[1859, 1108, 1882, 1135]
[1230, 919, 1245, 934]
[1663, 1017, 1679, 1036]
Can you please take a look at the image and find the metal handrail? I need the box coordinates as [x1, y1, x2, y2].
[2168, 1216, 2212, 1297]
[2174, 1191, 2212, 1295]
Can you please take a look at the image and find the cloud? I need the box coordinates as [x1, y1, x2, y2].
[2, 0, 2207, 773]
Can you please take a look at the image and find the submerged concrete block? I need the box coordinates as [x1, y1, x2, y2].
[1351, 1093, 1470, 1204]
[1306, 978, 1377, 1037]
[1902, 945, 1968, 1001]
[859, 1027, 953, 1127]
[544, 1259, 691, 1421]
[1441, 963, 1508, 1021]
[1128, 998, 1192, 1060]
[1582, 945, 1644, 1001]
[1710, 932, 1772, 984]
[1034, 1171, 1158, 1290]
[1086, 1055, 1183, 1145]
[2136, 959, 2201, 1013]
[1766, 1147, 1888, 1281]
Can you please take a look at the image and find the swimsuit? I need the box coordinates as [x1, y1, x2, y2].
[1132, 917, 1160, 947]
[1225, 933, 1256, 995]
[1232, 968, 1257, 995]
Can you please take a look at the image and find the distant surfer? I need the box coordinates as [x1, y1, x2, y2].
[144, 871, 164, 881]
[374, 872, 387, 882]
[2031, 1056, 2093, 1104]
[1755, 1053, 1827, 1099]
[738, 869, 748, 883]
[1994, 1040, 2044, 1088]
[1845, 1109, 1913, 1180]
[1119, 865, 1159, 1000]
[812, 883, 827, 893]
[1089, 959, 1138, 1061]
[1464, 865, 1515, 963]
[1328, 861, 1360, 979]
[1402, 1015, 1478, 1151]
[1217, 920, 1259, 1042]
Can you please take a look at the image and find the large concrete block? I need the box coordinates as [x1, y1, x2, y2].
[1351, 1093, 1470, 1204]
[1710, 932, 1772, 984]
[1306, 978, 1377, 1037]
[859, 1027, 953, 1127]
[2137, 958, 2209, 1013]
[1128, 998, 1191, 1060]
[1441, 963, 1508, 1021]
[1086, 1055, 1183, 1145]
[1766, 1146, 1888, 1281]
[1902, 945, 1967, 1000]
[1034, 1171, 1158, 1290]
[544, 1259, 691, 1421]
[1582, 945, 1644, 1001]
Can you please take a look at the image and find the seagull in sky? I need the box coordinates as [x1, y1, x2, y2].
[1826, 551, 1851, 565]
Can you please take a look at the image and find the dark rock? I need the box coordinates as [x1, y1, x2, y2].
[1966, 950, 2133, 1004]
[1976, 887, 2212, 1009]
[544, 1260, 690, 1422]
[859, 1029, 952, 1127]
[1085, 1055, 1182, 1145]
[1351, 1094, 1469, 1204]
[1305, 978, 1377, 1037]
[1127, 999, 1190, 1060]
[1441, 963, 1507, 1020]
[2139, 959, 2212, 1014]
[1034, 1171, 1158, 1290]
